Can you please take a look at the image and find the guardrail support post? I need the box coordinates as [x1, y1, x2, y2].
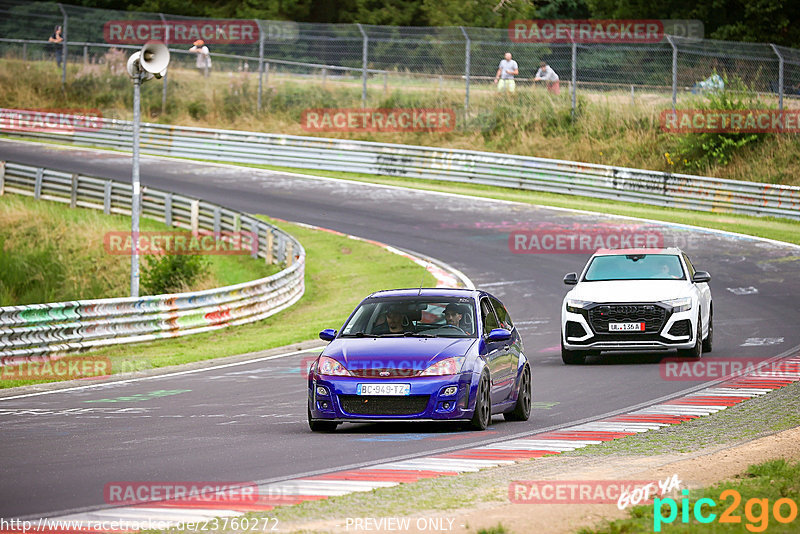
[0, 162, 5, 196]
[571, 41, 577, 119]
[286, 241, 293, 266]
[103, 181, 111, 214]
[460, 27, 470, 117]
[357, 23, 368, 108]
[265, 228, 274, 264]
[213, 207, 221, 234]
[164, 193, 172, 226]
[667, 35, 677, 112]
[770, 44, 784, 112]
[70, 173, 77, 207]
[34, 168, 43, 200]
[233, 213, 241, 232]
[257, 20, 265, 112]
[190, 200, 199, 235]
[250, 220, 259, 259]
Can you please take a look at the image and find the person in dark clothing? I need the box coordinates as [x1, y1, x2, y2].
[48, 25, 63, 67]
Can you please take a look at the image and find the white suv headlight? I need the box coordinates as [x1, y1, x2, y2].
[663, 297, 692, 313]
[566, 299, 593, 313]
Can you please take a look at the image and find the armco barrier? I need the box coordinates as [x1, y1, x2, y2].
[1, 111, 799, 220]
[0, 160, 305, 364]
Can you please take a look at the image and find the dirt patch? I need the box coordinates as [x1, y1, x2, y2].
[285, 426, 800, 533]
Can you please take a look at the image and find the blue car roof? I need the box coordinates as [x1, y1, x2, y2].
[367, 288, 482, 299]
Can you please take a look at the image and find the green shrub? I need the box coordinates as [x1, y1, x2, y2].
[671, 76, 769, 171]
[141, 254, 209, 295]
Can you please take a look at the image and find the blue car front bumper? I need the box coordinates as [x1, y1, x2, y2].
[308, 371, 477, 422]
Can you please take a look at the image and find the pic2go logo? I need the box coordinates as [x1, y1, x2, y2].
[654, 489, 798, 532]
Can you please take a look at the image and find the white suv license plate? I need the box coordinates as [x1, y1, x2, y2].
[358, 383, 410, 396]
[609, 322, 645, 332]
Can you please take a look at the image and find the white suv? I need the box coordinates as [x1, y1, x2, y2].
[561, 248, 712, 365]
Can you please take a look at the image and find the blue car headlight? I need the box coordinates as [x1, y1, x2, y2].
[317, 356, 351, 377]
[420, 357, 465, 376]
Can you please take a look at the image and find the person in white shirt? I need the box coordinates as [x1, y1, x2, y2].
[494, 52, 519, 93]
[189, 39, 211, 77]
[534, 61, 560, 95]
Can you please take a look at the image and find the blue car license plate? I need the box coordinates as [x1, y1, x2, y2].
[357, 383, 410, 396]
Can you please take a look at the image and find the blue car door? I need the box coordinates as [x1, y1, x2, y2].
[480, 297, 513, 404]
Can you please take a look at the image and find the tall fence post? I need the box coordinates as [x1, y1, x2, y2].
[257, 20, 265, 112]
[460, 26, 471, 118]
[571, 41, 577, 119]
[58, 3, 68, 85]
[158, 14, 169, 115]
[667, 35, 677, 112]
[83, 44, 88, 65]
[770, 44, 784, 113]
[357, 23, 368, 108]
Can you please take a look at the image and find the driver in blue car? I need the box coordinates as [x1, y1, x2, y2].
[444, 303, 471, 334]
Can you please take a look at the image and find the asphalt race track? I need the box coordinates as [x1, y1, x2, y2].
[2, 140, 799, 519]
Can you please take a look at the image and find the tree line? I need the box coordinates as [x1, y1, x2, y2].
[58, 0, 800, 47]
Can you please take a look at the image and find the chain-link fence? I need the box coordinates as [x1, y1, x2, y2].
[1, 0, 799, 127]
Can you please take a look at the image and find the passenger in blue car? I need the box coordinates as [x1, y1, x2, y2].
[372, 305, 412, 335]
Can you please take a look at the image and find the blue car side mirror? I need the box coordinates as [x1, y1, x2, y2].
[487, 328, 512, 342]
[319, 329, 337, 342]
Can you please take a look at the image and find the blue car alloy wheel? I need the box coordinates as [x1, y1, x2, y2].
[308, 288, 531, 432]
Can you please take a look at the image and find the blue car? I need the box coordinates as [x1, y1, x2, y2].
[308, 288, 531, 432]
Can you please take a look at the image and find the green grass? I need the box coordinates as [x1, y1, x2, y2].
[0, 193, 277, 305]
[580, 458, 800, 533]
[1, 215, 436, 389]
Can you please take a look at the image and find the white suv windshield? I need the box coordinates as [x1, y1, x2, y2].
[583, 254, 685, 281]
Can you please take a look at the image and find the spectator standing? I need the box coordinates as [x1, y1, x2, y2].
[534, 61, 560, 95]
[48, 25, 63, 68]
[189, 39, 211, 77]
[494, 52, 519, 94]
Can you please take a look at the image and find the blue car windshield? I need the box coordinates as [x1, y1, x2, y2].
[341, 297, 477, 338]
[583, 254, 686, 281]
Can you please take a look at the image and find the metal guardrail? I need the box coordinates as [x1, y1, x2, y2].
[0, 160, 305, 364]
[2, 111, 799, 220]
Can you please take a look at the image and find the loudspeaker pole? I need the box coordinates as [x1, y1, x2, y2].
[130, 70, 142, 297]
[126, 41, 169, 298]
